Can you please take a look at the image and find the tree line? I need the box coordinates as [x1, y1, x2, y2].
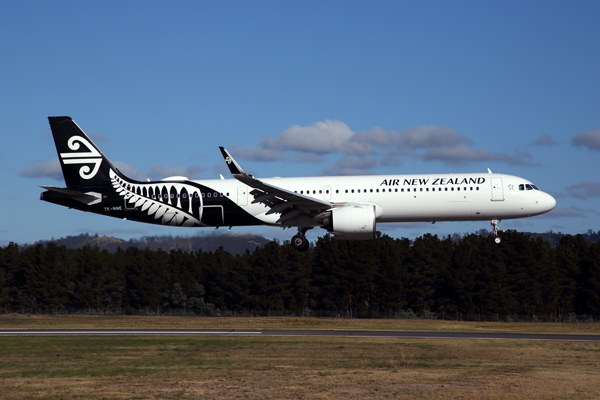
[1, 231, 599, 318]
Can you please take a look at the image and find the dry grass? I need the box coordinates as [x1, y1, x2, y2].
[2, 314, 600, 334]
[1, 316, 600, 399]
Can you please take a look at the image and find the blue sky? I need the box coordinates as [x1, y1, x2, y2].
[1, 1, 599, 246]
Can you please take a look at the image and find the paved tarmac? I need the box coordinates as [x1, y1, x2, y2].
[1, 329, 599, 342]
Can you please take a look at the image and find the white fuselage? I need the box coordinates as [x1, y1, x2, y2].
[188, 172, 556, 227]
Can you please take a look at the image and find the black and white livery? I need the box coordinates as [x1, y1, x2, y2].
[41, 117, 556, 251]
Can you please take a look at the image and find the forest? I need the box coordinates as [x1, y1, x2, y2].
[1, 230, 599, 320]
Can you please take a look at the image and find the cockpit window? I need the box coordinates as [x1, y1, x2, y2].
[520, 183, 539, 191]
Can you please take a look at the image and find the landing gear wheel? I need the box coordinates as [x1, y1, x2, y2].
[491, 220, 502, 244]
[291, 234, 309, 252]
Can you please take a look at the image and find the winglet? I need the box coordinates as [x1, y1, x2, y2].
[219, 147, 247, 177]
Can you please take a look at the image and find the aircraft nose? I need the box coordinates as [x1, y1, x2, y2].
[541, 192, 556, 211]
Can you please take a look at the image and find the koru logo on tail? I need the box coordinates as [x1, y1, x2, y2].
[60, 136, 102, 179]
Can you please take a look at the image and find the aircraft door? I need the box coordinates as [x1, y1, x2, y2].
[324, 185, 332, 201]
[237, 186, 248, 206]
[491, 177, 504, 201]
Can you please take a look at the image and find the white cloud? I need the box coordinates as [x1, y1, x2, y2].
[229, 146, 282, 162]
[566, 181, 600, 199]
[322, 155, 377, 176]
[19, 158, 63, 181]
[420, 145, 538, 166]
[148, 165, 205, 180]
[259, 120, 373, 155]
[530, 134, 558, 146]
[572, 129, 600, 151]
[354, 125, 468, 149]
[230, 119, 545, 172]
[540, 207, 585, 218]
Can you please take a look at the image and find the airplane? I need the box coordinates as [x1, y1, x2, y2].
[40, 117, 556, 251]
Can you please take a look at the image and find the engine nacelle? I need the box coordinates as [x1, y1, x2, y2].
[323, 204, 377, 240]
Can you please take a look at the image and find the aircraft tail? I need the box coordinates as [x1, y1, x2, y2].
[48, 116, 128, 187]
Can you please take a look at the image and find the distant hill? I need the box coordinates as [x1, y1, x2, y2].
[23, 229, 600, 254]
[31, 232, 270, 254]
[527, 230, 600, 247]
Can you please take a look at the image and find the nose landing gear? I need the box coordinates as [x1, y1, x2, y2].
[491, 220, 503, 244]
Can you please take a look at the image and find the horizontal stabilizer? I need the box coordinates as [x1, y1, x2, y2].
[40, 186, 102, 205]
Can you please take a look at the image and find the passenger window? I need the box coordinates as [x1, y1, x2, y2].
[351, 189, 354, 193]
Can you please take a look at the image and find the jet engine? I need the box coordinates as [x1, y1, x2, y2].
[322, 204, 377, 240]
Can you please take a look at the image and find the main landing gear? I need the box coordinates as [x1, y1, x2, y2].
[491, 220, 502, 244]
[291, 227, 311, 252]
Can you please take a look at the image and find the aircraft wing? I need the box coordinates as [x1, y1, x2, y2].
[219, 147, 332, 224]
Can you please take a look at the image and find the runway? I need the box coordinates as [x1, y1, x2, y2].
[1, 329, 599, 342]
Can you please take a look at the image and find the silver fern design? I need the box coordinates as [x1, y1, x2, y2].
[109, 170, 206, 227]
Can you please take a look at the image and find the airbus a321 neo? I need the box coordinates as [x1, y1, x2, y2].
[40, 117, 556, 251]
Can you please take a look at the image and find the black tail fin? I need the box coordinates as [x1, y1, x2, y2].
[48, 116, 128, 187]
